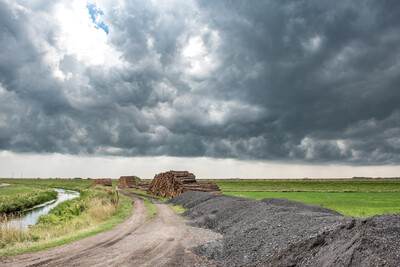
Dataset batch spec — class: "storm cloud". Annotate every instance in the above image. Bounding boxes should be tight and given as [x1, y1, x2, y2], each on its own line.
[1, 0, 400, 165]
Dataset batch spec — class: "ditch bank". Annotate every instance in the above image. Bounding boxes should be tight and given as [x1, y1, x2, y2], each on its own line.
[167, 191, 400, 266]
[8, 188, 80, 230]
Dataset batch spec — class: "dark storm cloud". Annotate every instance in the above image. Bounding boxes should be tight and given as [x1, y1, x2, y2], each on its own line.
[0, 0, 400, 164]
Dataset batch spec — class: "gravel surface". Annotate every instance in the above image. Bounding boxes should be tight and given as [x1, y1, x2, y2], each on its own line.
[167, 191, 399, 266]
[267, 213, 400, 267]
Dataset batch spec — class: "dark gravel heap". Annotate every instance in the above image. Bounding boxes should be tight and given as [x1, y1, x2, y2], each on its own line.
[167, 191, 400, 267]
[267, 213, 400, 267]
[260, 198, 342, 216]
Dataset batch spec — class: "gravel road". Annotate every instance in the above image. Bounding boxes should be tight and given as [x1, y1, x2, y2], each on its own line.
[0, 191, 221, 267]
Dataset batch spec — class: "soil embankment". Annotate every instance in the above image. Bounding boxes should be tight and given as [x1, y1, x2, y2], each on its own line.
[167, 191, 400, 266]
[0, 191, 221, 267]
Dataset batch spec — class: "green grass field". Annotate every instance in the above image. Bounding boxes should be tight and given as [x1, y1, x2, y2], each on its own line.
[223, 191, 400, 218]
[199, 179, 400, 218]
[0, 184, 43, 196]
[201, 179, 400, 193]
[0, 184, 57, 214]
[0, 179, 93, 191]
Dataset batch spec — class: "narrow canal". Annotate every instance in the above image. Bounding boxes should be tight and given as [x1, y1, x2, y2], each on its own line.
[9, 188, 80, 230]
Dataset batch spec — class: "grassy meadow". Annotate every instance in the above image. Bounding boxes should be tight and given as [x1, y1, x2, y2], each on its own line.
[0, 185, 57, 214]
[200, 179, 400, 218]
[0, 178, 132, 258]
[0, 178, 93, 191]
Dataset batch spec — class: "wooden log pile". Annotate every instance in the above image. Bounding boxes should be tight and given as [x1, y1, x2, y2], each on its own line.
[93, 178, 112, 186]
[147, 170, 221, 198]
[116, 176, 137, 188]
[116, 175, 150, 191]
[134, 182, 150, 191]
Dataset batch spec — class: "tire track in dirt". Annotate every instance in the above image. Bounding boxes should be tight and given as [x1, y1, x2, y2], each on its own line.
[0, 191, 221, 267]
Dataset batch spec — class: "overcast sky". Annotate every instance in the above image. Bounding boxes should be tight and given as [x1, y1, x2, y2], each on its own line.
[1, 0, 399, 178]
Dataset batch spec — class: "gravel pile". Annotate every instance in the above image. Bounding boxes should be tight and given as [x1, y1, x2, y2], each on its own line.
[167, 191, 400, 266]
[267, 213, 400, 267]
[260, 198, 342, 216]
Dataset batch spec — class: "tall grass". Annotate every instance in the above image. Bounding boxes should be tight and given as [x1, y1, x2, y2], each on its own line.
[0, 185, 129, 257]
[0, 215, 33, 248]
[0, 186, 57, 214]
[86, 198, 116, 221]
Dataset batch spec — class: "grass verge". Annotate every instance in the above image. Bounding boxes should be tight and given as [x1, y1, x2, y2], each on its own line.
[167, 204, 187, 214]
[127, 189, 186, 215]
[0, 184, 132, 258]
[129, 188, 168, 201]
[224, 191, 400, 218]
[129, 193, 158, 221]
[144, 199, 158, 220]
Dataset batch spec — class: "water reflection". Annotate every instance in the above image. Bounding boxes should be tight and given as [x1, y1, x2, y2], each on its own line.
[9, 188, 80, 230]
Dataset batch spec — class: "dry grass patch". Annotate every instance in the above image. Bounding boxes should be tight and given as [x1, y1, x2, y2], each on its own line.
[86, 198, 117, 222]
[0, 215, 33, 248]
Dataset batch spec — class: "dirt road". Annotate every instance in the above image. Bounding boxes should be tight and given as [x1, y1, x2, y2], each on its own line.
[0, 191, 220, 267]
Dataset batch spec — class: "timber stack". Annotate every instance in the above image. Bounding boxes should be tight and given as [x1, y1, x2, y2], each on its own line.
[116, 176, 137, 188]
[147, 170, 221, 198]
[135, 182, 150, 191]
[93, 178, 112, 186]
[116, 175, 150, 191]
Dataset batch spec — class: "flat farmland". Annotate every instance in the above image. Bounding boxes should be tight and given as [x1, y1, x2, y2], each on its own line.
[199, 179, 400, 218]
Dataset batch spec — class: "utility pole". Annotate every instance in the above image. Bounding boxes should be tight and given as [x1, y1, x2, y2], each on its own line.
[12, 172, 13, 179]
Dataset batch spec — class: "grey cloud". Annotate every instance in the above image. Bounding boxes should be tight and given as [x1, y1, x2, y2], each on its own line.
[0, 0, 400, 165]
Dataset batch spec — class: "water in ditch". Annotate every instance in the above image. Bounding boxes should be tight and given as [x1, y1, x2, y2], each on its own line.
[8, 188, 80, 230]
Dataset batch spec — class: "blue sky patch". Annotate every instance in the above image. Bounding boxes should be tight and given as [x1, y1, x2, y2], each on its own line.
[87, 3, 109, 34]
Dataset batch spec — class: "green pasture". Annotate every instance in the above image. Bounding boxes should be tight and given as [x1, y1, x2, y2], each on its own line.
[201, 179, 400, 193]
[200, 179, 400, 218]
[0, 179, 93, 192]
[0, 184, 42, 196]
[224, 191, 400, 218]
[0, 184, 57, 214]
